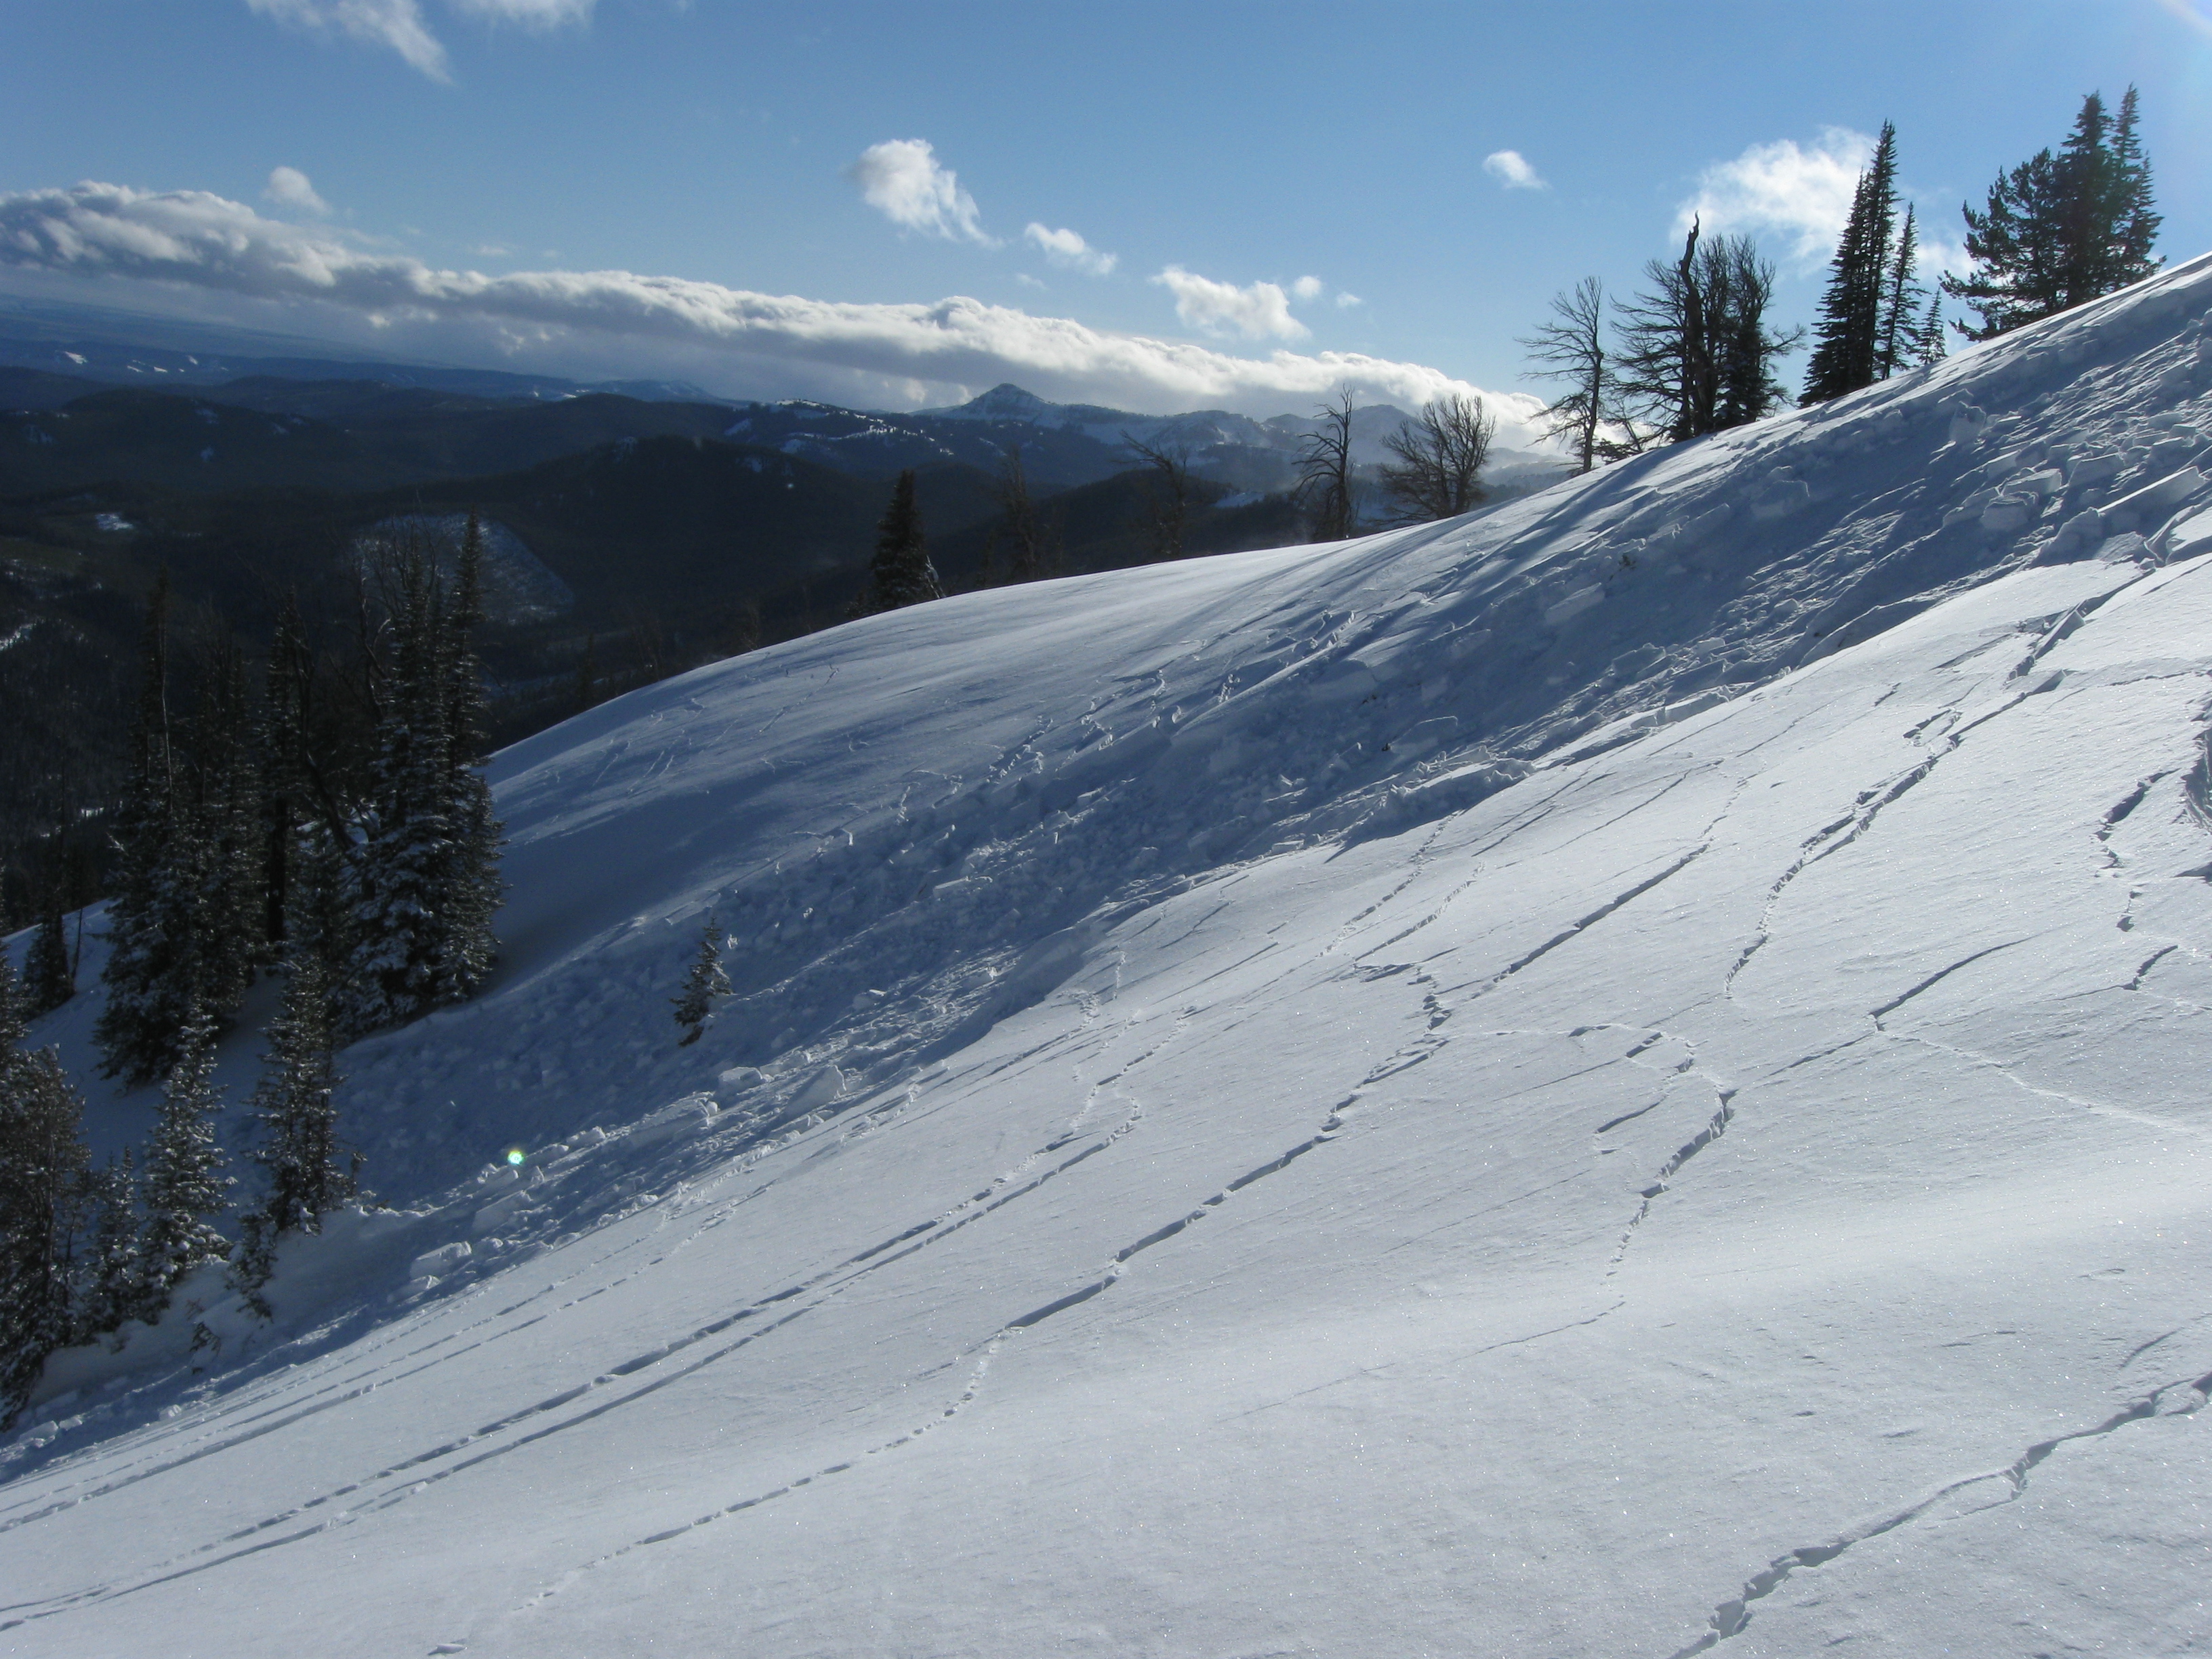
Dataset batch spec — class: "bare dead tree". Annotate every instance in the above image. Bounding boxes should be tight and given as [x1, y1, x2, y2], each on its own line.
[1378, 393, 1494, 523]
[1294, 388, 1357, 541]
[1122, 434, 1193, 561]
[1519, 277, 1617, 474]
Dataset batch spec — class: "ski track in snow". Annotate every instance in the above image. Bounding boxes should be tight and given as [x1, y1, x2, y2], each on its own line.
[0, 1003, 1210, 1629]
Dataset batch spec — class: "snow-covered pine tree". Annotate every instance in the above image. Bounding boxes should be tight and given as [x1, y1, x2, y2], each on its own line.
[234, 923, 356, 1313]
[73, 1149, 147, 1340]
[188, 637, 266, 1019]
[0, 956, 91, 1426]
[862, 471, 943, 613]
[340, 523, 504, 1036]
[260, 594, 319, 951]
[96, 573, 207, 1083]
[432, 512, 502, 1006]
[24, 893, 73, 1016]
[673, 912, 732, 1046]
[138, 1009, 232, 1303]
[1803, 122, 1898, 403]
[346, 545, 453, 1035]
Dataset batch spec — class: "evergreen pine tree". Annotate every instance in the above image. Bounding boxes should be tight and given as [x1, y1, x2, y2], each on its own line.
[1945, 88, 2162, 339]
[2106, 87, 2161, 291]
[97, 573, 207, 1082]
[432, 513, 501, 1007]
[573, 634, 600, 714]
[1876, 203, 1924, 381]
[25, 892, 73, 1017]
[0, 956, 91, 1425]
[862, 472, 943, 613]
[1803, 122, 1898, 403]
[346, 546, 453, 1035]
[1915, 294, 1948, 368]
[260, 594, 320, 952]
[138, 1010, 232, 1302]
[996, 449, 1050, 579]
[234, 924, 355, 1312]
[73, 1149, 146, 1340]
[1712, 238, 1799, 428]
[188, 637, 265, 1019]
[673, 913, 731, 1046]
[337, 523, 503, 1037]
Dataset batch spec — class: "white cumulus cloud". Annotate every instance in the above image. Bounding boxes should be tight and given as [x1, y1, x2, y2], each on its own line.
[0, 180, 1548, 429]
[246, 0, 451, 79]
[1676, 127, 1875, 266]
[1290, 275, 1324, 302]
[264, 166, 331, 215]
[449, 0, 595, 24]
[245, 0, 596, 79]
[1335, 292, 1364, 308]
[848, 140, 991, 245]
[1483, 150, 1546, 190]
[1023, 224, 1115, 276]
[1151, 267, 1308, 342]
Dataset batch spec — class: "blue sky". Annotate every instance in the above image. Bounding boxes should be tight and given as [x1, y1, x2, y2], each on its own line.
[2, 0, 2207, 424]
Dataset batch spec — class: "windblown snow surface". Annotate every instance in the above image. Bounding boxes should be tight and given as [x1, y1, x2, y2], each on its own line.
[12, 258, 2212, 1658]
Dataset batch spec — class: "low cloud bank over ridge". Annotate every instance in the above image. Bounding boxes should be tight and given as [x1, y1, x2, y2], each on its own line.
[0, 180, 1540, 426]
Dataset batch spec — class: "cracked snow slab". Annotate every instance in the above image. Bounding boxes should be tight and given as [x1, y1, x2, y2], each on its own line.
[10, 259, 2212, 1656]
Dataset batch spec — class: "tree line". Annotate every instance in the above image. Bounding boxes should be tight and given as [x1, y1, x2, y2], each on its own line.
[1525, 88, 2161, 472]
[1, 519, 506, 1425]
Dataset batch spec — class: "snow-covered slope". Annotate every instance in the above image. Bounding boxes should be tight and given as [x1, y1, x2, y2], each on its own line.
[8, 257, 2212, 1658]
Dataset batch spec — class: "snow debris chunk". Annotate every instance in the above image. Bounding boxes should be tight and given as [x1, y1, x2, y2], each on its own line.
[2106, 466, 2207, 531]
[407, 1241, 473, 1282]
[1544, 585, 1603, 626]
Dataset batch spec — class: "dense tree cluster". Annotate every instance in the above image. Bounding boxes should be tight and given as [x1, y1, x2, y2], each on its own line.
[1522, 234, 1801, 470]
[0, 520, 506, 1425]
[1944, 87, 2160, 340]
[1521, 91, 2161, 462]
[1, 933, 365, 1425]
[96, 522, 504, 1086]
[1801, 124, 1934, 403]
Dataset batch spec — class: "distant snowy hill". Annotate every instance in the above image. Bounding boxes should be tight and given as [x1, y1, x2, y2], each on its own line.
[7, 255, 2212, 1658]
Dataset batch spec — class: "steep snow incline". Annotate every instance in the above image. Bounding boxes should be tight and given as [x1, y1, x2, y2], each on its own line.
[6, 258, 2212, 1657]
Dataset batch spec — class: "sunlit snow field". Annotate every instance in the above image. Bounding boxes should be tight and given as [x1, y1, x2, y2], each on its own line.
[7, 257, 2212, 1657]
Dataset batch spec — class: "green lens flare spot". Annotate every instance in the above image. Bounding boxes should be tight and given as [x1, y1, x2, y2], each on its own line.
[506, 1148, 526, 1166]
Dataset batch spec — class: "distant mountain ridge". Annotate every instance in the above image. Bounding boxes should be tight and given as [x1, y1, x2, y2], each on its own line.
[0, 298, 1568, 495]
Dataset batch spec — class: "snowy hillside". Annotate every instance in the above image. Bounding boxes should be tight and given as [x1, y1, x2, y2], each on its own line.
[7, 253, 2212, 1657]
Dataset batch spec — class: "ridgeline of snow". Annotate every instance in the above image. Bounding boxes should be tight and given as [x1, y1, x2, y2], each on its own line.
[8, 255, 2212, 1657]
